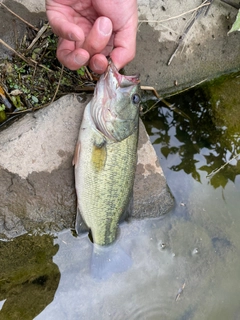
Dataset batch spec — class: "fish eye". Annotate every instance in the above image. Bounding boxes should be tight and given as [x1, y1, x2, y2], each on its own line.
[131, 93, 141, 105]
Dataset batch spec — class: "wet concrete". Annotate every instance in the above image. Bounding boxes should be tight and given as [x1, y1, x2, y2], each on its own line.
[204, 73, 240, 134]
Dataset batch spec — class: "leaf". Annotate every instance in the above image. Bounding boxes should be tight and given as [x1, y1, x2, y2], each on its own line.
[192, 170, 201, 183]
[0, 104, 5, 112]
[198, 165, 211, 174]
[0, 110, 6, 122]
[229, 10, 240, 33]
[161, 146, 171, 158]
[77, 67, 85, 76]
[31, 95, 39, 103]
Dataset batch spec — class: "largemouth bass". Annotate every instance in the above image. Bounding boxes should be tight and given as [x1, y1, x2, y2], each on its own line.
[73, 61, 140, 247]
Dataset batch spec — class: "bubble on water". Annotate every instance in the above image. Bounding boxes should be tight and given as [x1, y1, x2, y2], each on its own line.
[157, 240, 167, 251]
[192, 248, 199, 255]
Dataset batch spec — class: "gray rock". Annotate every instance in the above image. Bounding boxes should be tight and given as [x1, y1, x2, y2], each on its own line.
[0, 94, 173, 239]
[126, 0, 240, 95]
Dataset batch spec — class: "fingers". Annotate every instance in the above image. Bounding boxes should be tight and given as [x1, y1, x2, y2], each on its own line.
[110, 17, 137, 70]
[56, 17, 113, 72]
[46, 7, 87, 43]
[89, 54, 109, 74]
[57, 39, 90, 70]
[110, 46, 136, 71]
[110, 36, 136, 71]
[83, 17, 112, 55]
[47, 13, 90, 69]
[46, 0, 138, 73]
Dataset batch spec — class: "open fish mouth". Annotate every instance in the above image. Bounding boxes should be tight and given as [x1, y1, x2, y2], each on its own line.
[105, 60, 140, 88]
[90, 60, 141, 141]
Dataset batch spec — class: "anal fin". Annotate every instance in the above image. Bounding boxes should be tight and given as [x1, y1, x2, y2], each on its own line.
[75, 207, 89, 235]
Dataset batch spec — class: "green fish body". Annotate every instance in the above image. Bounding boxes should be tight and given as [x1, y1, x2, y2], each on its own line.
[74, 61, 140, 246]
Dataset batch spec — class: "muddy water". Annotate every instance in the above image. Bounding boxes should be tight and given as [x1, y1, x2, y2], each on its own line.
[1, 73, 240, 319]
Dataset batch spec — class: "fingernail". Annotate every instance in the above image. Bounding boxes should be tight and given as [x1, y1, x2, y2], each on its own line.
[74, 54, 88, 66]
[98, 17, 112, 36]
[68, 33, 79, 41]
[92, 60, 105, 74]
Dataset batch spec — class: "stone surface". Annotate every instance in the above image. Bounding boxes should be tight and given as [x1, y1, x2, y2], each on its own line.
[0, 0, 46, 60]
[13, 0, 45, 12]
[0, 94, 173, 239]
[126, 0, 240, 95]
[133, 121, 174, 219]
[204, 75, 240, 133]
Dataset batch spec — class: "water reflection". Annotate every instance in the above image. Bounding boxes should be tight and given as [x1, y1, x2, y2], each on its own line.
[34, 221, 198, 320]
[0, 234, 60, 319]
[2, 74, 240, 319]
[35, 183, 240, 320]
[2, 175, 240, 319]
[143, 77, 240, 189]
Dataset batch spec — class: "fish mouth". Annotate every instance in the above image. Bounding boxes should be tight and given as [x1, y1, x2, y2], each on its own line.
[91, 60, 140, 141]
[106, 60, 140, 87]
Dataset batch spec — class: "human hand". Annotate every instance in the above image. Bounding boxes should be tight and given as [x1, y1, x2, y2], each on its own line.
[45, 0, 138, 74]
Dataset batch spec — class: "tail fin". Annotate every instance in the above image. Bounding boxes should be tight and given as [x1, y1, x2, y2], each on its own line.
[91, 242, 132, 281]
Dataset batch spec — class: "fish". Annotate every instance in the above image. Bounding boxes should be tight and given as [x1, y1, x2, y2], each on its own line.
[73, 60, 141, 278]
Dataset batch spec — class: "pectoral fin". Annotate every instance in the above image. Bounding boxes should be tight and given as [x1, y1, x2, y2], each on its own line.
[93, 131, 106, 148]
[72, 141, 81, 167]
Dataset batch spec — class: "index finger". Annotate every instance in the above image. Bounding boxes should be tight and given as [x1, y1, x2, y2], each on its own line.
[46, 8, 86, 43]
[110, 19, 137, 70]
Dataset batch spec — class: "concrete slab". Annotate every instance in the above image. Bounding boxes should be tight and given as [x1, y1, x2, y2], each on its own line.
[126, 0, 240, 95]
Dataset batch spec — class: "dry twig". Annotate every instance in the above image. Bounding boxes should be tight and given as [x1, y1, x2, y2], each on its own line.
[27, 23, 49, 51]
[51, 64, 64, 103]
[0, 37, 55, 73]
[0, 2, 39, 31]
[206, 153, 240, 178]
[0, 38, 35, 66]
[84, 66, 93, 81]
[168, 0, 214, 65]
[138, 1, 211, 25]
[175, 282, 186, 301]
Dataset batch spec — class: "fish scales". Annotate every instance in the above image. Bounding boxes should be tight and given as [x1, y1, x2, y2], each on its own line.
[75, 103, 138, 245]
[74, 61, 140, 246]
